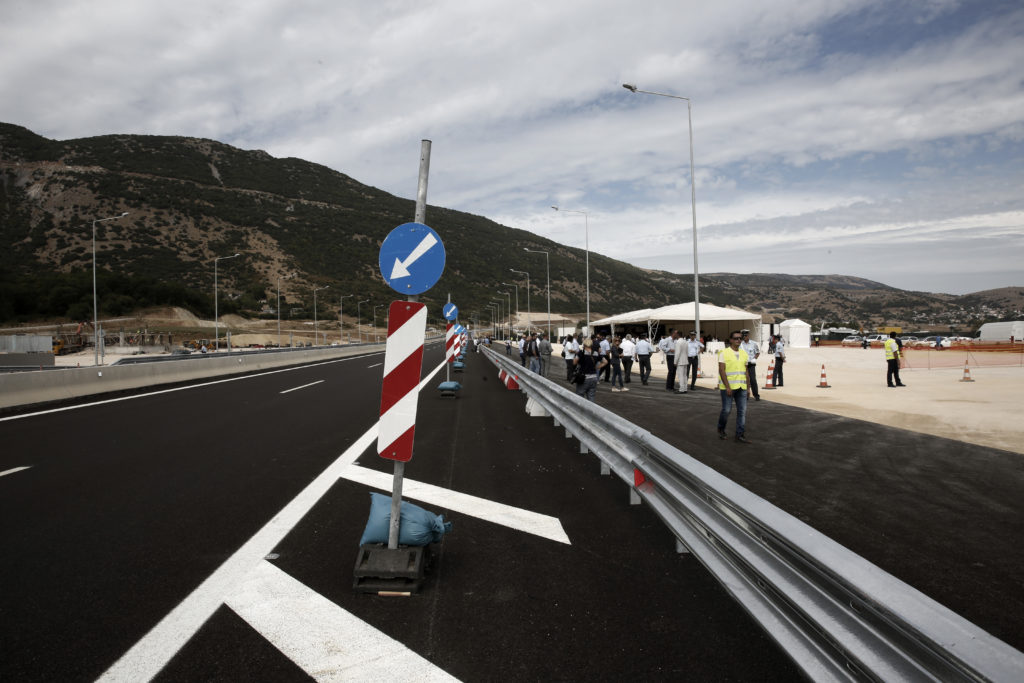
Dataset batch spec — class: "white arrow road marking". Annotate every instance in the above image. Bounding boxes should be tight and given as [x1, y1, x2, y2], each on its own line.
[342, 465, 570, 544]
[390, 232, 438, 280]
[226, 561, 460, 682]
[1, 466, 31, 478]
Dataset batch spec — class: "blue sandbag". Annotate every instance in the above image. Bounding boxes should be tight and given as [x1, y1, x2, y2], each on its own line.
[359, 492, 453, 546]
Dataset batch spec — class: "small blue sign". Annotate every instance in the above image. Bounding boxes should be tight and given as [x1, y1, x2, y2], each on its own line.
[379, 222, 446, 295]
[443, 303, 459, 321]
[455, 325, 466, 335]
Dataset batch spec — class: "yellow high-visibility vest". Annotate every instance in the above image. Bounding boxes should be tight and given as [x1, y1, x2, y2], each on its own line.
[884, 338, 899, 360]
[718, 347, 749, 390]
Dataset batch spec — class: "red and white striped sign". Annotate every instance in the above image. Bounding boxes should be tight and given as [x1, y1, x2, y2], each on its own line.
[378, 301, 427, 462]
[453, 331, 462, 358]
[445, 323, 456, 364]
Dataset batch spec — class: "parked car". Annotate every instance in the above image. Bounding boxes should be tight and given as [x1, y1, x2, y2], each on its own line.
[864, 334, 888, 346]
[841, 335, 863, 346]
[915, 336, 952, 348]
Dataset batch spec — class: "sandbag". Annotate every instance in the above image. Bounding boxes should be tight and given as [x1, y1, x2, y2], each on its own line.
[359, 492, 452, 546]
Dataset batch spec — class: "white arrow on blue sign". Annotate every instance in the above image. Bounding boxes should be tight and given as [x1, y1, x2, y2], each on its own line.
[443, 303, 459, 321]
[379, 222, 446, 295]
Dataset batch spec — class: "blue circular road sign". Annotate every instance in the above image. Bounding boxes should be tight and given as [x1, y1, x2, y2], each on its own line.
[379, 222, 446, 295]
[443, 303, 459, 321]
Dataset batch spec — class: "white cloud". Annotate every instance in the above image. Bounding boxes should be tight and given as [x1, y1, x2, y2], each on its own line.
[1, 0, 1021, 294]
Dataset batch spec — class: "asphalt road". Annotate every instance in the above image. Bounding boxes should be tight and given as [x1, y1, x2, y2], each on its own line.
[0, 345, 798, 681]
[3, 342, 1020, 681]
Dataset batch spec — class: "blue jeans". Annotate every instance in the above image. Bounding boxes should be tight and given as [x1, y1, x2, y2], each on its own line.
[529, 357, 541, 373]
[610, 363, 623, 388]
[576, 375, 598, 401]
[718, 389, 748, 437]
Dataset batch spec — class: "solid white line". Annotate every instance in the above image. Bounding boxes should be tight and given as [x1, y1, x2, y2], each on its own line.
[0, 354, 378, 424]
[341, 465, 571, 545]
[225, 561, 459, 682]
[279, 380, 324, 394]
[97, 359, 448, 682]
[0, 466, 31, 478]
[366, 362, 382, 369]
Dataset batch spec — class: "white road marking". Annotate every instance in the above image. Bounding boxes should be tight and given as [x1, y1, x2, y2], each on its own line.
[367, 362, 383, 368]
[280, 380, 325, 394]
[341, 465, 570, 544]
[98, 359, 449, 682]
[226, 561, 459, 682]
[0, 355, 378, 423]
[0, 466, 31, 478]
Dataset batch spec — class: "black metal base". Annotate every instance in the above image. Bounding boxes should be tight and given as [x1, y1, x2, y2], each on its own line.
[353, 544, 430, 594]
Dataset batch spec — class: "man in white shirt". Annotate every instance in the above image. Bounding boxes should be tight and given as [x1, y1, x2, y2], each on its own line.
[619, 334, 636, 384]
[635, 333, 654, 385]
[740, 329, 761, 400]
[685, 331, 705, 390]
[598, 333, 612, 382]
[772, 334, 785, 387]
[673, 332, 688, 393]
[661, 330, 679, 391]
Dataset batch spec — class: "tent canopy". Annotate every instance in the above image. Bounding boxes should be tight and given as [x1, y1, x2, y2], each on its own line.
[592, 302, 762, 341]
[780, 318, 812, 348]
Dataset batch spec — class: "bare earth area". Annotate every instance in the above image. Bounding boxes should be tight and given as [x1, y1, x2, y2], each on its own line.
[558, 344, 1024, 455]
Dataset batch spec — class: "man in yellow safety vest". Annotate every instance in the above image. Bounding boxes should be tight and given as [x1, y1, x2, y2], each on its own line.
[718, 330, 751, 443]
[885, 332, 906, 388]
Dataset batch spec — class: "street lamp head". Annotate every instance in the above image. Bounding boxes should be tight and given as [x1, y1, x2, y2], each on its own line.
[551, 206, 559, 211]
[120, 211, 129, 217]
[622, 83, 637, 92]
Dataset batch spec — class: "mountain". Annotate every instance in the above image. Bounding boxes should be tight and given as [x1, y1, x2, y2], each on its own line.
[1, 122, 1020, 331]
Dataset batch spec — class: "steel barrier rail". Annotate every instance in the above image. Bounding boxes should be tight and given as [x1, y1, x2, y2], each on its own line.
[481, 346, 1024, 682]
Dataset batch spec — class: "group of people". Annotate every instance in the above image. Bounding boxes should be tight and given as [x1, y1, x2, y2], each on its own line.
[506, 332, 555, 376]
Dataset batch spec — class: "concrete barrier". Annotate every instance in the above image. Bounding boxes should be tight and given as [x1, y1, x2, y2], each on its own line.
[0, 344, 383, 410]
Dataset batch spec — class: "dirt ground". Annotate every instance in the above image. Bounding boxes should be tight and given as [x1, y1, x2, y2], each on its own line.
[554, 343, 1024, 455]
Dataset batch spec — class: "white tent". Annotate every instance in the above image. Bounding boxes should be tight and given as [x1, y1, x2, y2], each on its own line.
[592, 302, 762, 342]
[780, 319, 812, 348]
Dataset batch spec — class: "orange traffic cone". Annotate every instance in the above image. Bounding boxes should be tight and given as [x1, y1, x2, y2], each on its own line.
[763, 359, 776, 389]
[959, 361, 975, 382]
[816, 364, 831, 388]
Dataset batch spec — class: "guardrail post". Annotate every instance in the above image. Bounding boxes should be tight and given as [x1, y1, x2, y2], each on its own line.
[579, 442, 589, 454]
[600, 462, 610, 476]
[675, 538, 690, 555]
[553, 417, 561, 428]
[564, 428, 572, 438]
[630, 489, 641, 505]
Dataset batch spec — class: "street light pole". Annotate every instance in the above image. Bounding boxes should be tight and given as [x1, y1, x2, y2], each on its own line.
[622, 83, 701, 344]
[501, 282, 519, 334]
[497, 290, 511, 338]
[356, 299, 369, 344]
[313, 285, 329, 345]
[510, 269, 530, 334]
[490, 300, 503, 338]
[214, 252, 241, 354]
[374, 304, 386, 343]
[551, 206, 589, 335]
[340, 294, 353, 343]
[523, 248, 550, 339]
[277, 272, 296, 349]
[89, 211, 129, 366]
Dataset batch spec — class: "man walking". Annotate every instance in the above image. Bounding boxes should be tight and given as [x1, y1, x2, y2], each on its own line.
[740, 329, 761, 400]
[717, 330, 751, 443]
[686, 331, 704, 390]
[885, 331, 906, 388]
[620, 334, 636, 383]
[526, 333, 541, 373]
[635, 333, 654, 385]
[661, 330, 678, 391]
[673, 330, 688, 393]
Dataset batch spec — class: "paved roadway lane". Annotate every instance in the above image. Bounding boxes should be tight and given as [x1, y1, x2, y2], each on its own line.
[152, 347, 799, 681]
[0, 349, 394, 682]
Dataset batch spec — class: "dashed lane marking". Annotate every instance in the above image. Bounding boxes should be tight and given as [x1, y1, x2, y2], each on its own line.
[0, 466, 31, 478]
[280, 380, 325, 394]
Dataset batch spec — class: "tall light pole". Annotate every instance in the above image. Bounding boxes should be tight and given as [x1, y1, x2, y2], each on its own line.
[486, 304, 498, 338]
[523, 247, 550, 339]
[501, 282, 519, 334]
[374, 304, 386, 343]
[490, 299, 503, 338]
[497, 290, 511, 338]
[90, 211, 129, 366]
[356, 299, 369, 343]
[622, 83, 701, 344]
[339, 294, 353, 343]
[551, 206, 590, 335]
[510, 268, 530, 334]
[313, 285, 329, 345]
[277, 271, 296, 349]
[214, 252, 241, 354]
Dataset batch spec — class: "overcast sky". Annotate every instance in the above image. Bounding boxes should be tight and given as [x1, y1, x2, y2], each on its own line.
[2, 0, 1021, 295]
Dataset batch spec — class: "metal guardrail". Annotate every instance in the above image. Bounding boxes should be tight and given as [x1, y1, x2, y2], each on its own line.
[481, 345, 1024, 682]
